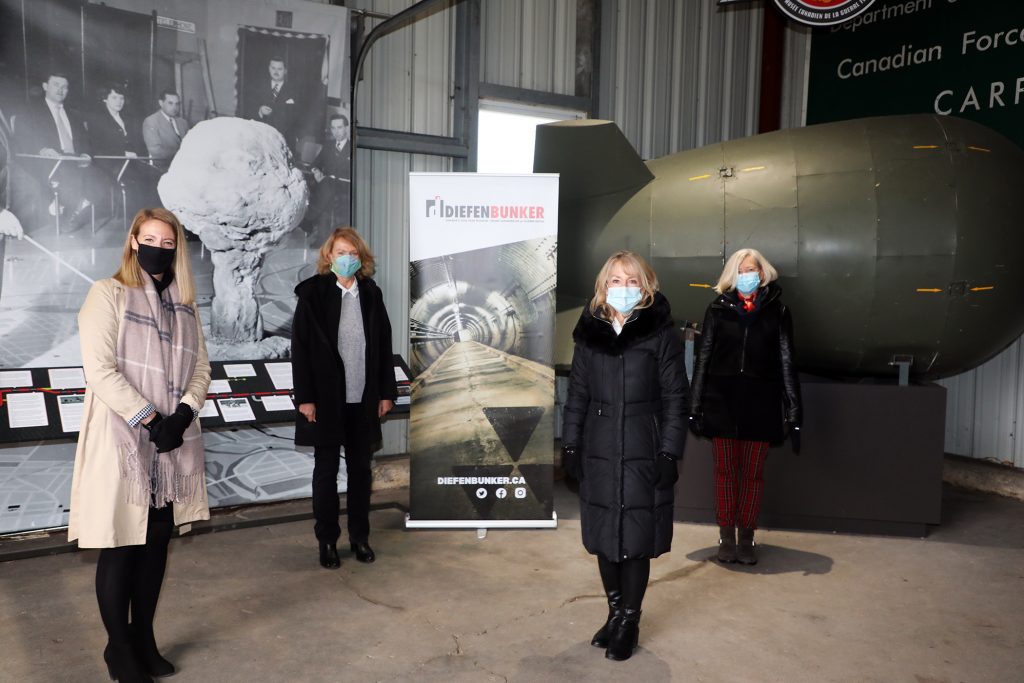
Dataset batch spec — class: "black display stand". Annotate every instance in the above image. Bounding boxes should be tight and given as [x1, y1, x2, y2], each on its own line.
[675, 377, 945, 536]
[0, 355, 412, 444]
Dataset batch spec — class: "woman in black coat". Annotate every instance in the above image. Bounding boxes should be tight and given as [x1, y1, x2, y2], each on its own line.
[688, 248, 801, 566]
[88, 83, 159, 214]
[292, 227, 398, 569]
[562, 250, 688, 662]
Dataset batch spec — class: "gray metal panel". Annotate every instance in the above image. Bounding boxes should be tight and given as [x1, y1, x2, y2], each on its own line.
[350, 0, 455, 137]
[347, 0, 461, 455]
[780, 22, 811, 130]
[480, 0, 576, 95]
[354, 146, 452, 455]
[600, 0, 764, 159]
[938, 338, 1024, 468]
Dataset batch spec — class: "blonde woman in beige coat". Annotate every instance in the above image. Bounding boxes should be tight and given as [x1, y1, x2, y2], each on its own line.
[70, 207, 210, 682]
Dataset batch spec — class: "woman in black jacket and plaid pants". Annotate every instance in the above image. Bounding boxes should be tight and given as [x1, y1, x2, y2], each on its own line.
[688, 248, 801, 566]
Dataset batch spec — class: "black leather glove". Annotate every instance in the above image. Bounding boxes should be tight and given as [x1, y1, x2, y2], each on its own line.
[654, 452, 679, 490]
[149, 403, 193, 453]
[788, 422, 801, 455]
[562, 445, 582, 481]
[688, 413, 704, 438]
[141, 411, 163, 433]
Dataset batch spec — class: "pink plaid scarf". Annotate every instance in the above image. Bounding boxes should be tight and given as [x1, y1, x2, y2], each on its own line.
[110, 277, 205, 508]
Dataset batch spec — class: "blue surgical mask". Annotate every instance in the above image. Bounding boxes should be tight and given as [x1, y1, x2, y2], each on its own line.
[606, 286, 643, 314]
[331, 254, 361, 278]
[736, 271, 760, 295]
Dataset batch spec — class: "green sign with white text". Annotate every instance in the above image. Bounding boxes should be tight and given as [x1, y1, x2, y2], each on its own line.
[807, 0, 1024, 147]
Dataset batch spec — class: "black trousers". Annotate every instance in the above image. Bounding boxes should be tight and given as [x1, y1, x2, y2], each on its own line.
[312, 403, 374, 544]
[95, 504, 174, 644]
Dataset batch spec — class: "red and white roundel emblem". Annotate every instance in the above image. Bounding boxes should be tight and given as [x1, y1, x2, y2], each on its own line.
[773, 0, 876, 26]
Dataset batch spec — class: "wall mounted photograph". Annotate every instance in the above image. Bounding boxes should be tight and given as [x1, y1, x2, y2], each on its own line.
[0, 0, 352, 535]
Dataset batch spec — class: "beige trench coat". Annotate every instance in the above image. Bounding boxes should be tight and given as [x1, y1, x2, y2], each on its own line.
[68, 278, 211, 548]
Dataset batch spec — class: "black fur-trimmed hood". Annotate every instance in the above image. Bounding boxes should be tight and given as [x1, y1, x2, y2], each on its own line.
[572, 291, 674, 355]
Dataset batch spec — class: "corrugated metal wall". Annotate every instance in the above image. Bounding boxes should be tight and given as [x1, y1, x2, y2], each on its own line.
[480, 0, 576, 94]
[598, 0, 764, 159]
[778, 21, 1024, 469]
[779, 22, 810, 130]
[937, 341, 1024, 468]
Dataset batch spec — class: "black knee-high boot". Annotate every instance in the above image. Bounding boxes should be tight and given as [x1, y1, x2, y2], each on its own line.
[130, 505, 175, 678]
[96, 547, 152, 682]
[592, 556, 623, 648]
[606, 558, 649, 661]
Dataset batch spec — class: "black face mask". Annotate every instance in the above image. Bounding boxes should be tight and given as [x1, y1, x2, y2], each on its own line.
[136, 243, 176, 276]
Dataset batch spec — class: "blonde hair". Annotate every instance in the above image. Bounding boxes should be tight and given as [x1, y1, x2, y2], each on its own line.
[589, 250, 659, 319]
[714, 248, 778, 294]
[113, 208, 196, 305]
[316, 226, 376, 278]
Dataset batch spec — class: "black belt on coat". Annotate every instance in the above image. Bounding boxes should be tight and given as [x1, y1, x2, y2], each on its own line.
[590, 400, 662, 417]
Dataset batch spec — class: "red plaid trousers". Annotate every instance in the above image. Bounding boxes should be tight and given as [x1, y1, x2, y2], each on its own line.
[712, 437, 769, 529]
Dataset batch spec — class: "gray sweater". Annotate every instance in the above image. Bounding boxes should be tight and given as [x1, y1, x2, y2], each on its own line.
[337, 282, 366, 403]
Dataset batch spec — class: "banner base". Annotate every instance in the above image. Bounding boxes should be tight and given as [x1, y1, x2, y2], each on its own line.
[405, 512, 558, 530]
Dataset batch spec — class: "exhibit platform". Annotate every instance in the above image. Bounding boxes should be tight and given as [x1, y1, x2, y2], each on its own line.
[677, 377, 946, 536]
[1, 481, 1022, 683]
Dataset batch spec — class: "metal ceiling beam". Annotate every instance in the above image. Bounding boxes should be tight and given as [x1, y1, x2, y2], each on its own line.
[355, 127, 469, 158]
[479, 82, 590, 113]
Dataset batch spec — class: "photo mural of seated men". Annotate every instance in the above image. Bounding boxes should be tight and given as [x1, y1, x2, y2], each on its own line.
[14, 70, 96, 230]
[142, 90, 189, 171]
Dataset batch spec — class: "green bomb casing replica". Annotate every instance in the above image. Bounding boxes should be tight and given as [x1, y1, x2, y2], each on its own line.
[535, 115, 1024, 379]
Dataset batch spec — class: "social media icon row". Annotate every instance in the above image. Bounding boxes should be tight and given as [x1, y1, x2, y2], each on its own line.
[475, 487, 528, 499]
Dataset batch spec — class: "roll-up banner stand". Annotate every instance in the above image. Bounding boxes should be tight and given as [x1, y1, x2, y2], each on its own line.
[406, 173, 559, 529]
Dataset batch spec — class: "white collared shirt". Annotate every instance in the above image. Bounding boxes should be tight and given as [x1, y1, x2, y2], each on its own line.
[336, 279, 359, 298]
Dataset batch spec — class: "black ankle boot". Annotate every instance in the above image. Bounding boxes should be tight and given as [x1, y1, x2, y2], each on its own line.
[103, 641, 153, 682]
[605, 608, 641, 661]
[737, 527, 757, 565]
[130, 624, 175, 677]
[590, 589, 623, 648]
[717, 525, 737, 563]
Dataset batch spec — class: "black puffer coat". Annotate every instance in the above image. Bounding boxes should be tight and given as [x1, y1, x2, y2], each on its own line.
[291, 273, 398, 448]
[688, 282, 801, 443]
[562, 293, 689, 562]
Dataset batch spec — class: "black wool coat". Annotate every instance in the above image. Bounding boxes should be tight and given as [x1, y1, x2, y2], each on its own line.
[291, 273, 398, 448]
[688, 283, 801, 443]
[562, 293, 689, 562]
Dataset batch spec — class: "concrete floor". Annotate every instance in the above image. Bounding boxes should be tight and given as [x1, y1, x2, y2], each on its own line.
[2, 483, 1023, 683]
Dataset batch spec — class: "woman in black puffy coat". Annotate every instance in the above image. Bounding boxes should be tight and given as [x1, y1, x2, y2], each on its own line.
[562, 250, 688, 662]
[688, 248, 801, 566]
